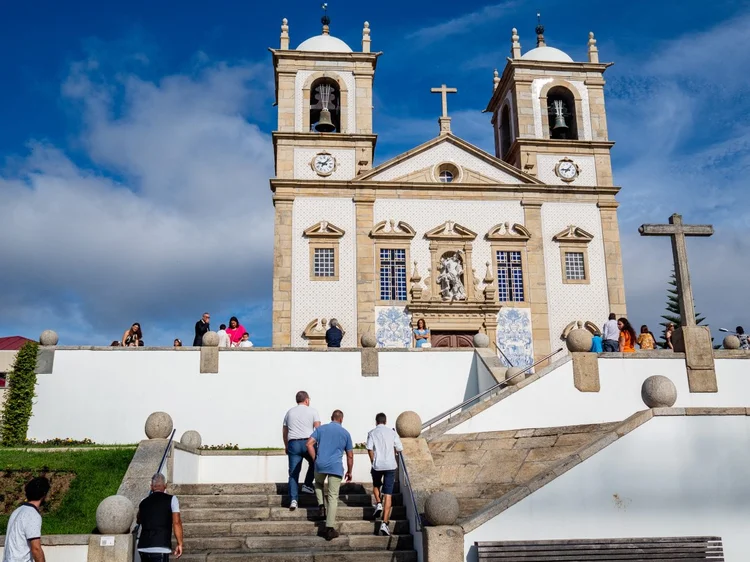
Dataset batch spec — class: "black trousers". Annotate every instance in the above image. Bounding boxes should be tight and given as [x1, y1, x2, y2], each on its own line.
[139, 553, 170, 562]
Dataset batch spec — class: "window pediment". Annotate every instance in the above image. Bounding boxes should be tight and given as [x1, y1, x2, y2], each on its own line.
[486, 222, 531, 241]
[303, 221, 345, 239]
[553, 225, 594, 244]
[425, 221, 477, 241]
[370, 220, 416, 240]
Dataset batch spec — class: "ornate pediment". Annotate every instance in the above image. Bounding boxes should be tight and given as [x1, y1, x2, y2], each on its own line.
[370, 220, 416, 240]
[425, 221, 477, 241]
[486, 222, 531, 241]
[553, 225, 594, 244]
[303, 221, 345, 239]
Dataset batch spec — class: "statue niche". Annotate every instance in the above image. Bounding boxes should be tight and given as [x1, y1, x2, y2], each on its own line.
[437, 250, 467, 302]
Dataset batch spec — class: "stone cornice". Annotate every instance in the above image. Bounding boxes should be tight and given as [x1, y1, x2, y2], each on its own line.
[269, 48, 382, 65]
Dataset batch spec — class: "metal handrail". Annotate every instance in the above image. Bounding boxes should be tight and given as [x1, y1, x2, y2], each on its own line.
[398, 451, 422, 532]
[157, 429, 177, 475]
[421, 348, 564, 429]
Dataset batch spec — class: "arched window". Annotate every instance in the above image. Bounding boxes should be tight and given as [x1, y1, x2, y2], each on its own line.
[310, 78, 341, 133]
[500, 105, 512, 158]
[547, 86, 578, 140]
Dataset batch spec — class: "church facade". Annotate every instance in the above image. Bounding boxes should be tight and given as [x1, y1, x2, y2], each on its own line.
[269, 18, 626, 365]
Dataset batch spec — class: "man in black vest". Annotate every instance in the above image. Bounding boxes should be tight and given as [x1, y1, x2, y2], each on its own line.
[136, 474, 183, 561]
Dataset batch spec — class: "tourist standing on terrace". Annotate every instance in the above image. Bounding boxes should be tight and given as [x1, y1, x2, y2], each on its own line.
[122, 323, 143, 347]
[283, 391, 321, 511]
[226, 316, 246, 347]
[618, 318, 637, 353]
[3, 477, 49, 562]
[306, 410, 354, 541]
[137, 473, 183, 561]
[367, 413, 404, 537]
[193, 313, 210, 346]
[325, 319, 343, 348]
[601, 313, 619, 352]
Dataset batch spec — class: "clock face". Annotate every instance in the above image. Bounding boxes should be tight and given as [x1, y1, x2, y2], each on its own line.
[556, 159, 578, 181]
[313, 153, 336, 176]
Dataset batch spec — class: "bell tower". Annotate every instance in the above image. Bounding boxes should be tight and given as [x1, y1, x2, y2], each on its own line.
[486, 21, 614, 188]
[269, 15, 380, 181]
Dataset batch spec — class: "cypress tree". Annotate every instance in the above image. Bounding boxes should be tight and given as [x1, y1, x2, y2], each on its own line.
[659, 269, 707, 345]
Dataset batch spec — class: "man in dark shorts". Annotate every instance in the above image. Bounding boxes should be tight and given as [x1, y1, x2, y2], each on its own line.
[366, 412, 404, 536]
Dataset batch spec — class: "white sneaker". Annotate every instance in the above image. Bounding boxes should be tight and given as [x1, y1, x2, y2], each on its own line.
[301, 485, 315, 494]
[290, 500, 298, 511]
[379, 522, 391, 536]
[373, 503, 383, 519]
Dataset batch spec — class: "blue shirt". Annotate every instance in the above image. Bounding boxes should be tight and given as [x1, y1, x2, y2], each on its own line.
[326, 327, 343, 348]
[590, 335, 603, 353]
[310, 422, 353, 477]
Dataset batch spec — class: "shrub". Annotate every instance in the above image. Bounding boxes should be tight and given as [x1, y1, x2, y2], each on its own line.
[1, 342, 39, 446]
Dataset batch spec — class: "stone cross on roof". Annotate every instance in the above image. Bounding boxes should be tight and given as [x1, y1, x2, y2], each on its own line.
[431, 84, 457, 135]
[639, 213, 713, 327]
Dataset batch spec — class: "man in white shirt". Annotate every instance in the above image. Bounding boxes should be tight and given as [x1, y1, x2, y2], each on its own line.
[602, 313, 620, 352]
[3, 476, 49, 562]
[216, 324, 230, 348]
[283, 391, 321, 510]
[366, 413, 404, 536]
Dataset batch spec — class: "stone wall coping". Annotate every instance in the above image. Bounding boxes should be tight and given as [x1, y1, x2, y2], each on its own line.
[598, 351, 686, 359]
[0, 534, 91, 546]
[714, 350, 750, 359]
[47, 346, 469, 352]
[173, 442, 371, 456]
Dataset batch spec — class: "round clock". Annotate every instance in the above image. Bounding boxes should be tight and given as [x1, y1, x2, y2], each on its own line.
[311, 153, 336, 176]
[555, 158, 580, 182]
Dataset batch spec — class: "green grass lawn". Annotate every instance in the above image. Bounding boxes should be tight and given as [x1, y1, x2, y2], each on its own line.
[0, 447, 135, 534]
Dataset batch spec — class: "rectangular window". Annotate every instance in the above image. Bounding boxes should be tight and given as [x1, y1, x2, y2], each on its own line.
[496, 250, 524, 302]
[565, 251, 586, 280]
[313, 247, 336, 278]
[379, 248, 407, 301]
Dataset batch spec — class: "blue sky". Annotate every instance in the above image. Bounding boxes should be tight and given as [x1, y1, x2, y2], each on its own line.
[1, 0, 748, 346]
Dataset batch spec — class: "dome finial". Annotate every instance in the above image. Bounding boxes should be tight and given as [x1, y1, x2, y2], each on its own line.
[321, 3, 331, 35]
[535, 12, 546, 47]
[362, 21, 371, 53]
[588, 31, 599, 63]
[280, 18, 290, 50]
[511, 27, 521, 58]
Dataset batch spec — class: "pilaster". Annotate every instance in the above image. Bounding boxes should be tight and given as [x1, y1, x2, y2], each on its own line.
[272, 194, 295, 347]
[597, 200, 627, 317]
[522, 200, 551, 362]
[354, 193, 376, 343]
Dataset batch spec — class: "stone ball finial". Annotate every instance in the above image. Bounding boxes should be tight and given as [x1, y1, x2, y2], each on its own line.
[425, 491, 460, 526]
[202, 331, 219, 347]
[395, 411, 422, 438]
[505, 366, 526, 386]
[361, 333, 377, 348]
[566, 327, 593, 353]
[145, 411, 173, 439]
[641, 375, 677, 408]
[473, 333, 490, 348]
[180, 430, 202, 449]
[96, 495, 135, 534]
[723, 335, 740, 350]
[39, 330, 59, 346]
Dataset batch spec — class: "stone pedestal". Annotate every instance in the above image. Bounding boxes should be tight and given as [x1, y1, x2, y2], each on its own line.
[87, 535, 133, 562]
[200, 347, 219, 374]
[361, 348, 378, 377]
[423, 525, 464, 562]
[572, 352, 600, 392]
[673, 326, 717, 392]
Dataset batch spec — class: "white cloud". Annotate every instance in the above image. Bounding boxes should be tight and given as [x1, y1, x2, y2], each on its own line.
[0, 57, 276, 345]
[407, 1, 519, 45]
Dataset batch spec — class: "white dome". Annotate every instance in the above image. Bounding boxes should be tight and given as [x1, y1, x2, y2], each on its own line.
[521, 46, 573, 63]
[297, 34, 352, 53]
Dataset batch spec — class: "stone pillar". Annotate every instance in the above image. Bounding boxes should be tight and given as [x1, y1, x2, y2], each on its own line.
[673, 326, 718, 393]
[522, 201, 551, 362]
[354, 71, 374, 135]
[598, 201, 627, 318]
[273, 195, 295, 347]
[354, 193, 376, 345]
[87, 535, 133, 562]
[276, 72, 296, 133]
[424, 526, 465, 562]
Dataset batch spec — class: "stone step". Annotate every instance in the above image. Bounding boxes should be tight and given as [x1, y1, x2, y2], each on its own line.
[179, 550, 417, 562]
[182, 534, 413, 552]
[183, 520, 410, 537]
[172, 482, 399, 496]
[180, 494, 403, 509]
[181, 506, 407, 523]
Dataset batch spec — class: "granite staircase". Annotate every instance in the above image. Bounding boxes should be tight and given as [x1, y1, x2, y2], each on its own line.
[171, 481, 417, 562]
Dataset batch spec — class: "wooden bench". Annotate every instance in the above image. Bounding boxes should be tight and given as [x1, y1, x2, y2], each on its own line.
[475, 536, 724, 560]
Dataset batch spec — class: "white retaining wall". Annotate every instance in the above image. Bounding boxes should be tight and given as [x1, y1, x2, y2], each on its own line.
[28, 349, 481, 447]
[449, 357, 750, 434]
[0, 544, 88, 562]
[465, 415, 750, 561]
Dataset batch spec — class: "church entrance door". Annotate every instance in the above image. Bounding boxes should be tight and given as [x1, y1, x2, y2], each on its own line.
[431, 331, 475, 348]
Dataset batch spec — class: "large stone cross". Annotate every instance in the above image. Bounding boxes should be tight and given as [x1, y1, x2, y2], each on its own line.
[638, 214, 713, 327]
[431, 84, 457, 118]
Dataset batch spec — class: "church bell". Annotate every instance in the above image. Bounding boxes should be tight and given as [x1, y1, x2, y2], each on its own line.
[552, 113, 568, 131]
[315, 108, 336, 133]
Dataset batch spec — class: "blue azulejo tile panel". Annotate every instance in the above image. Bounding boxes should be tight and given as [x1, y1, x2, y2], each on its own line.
[496, 307, 534, 368]
[375, 306, 412, 348]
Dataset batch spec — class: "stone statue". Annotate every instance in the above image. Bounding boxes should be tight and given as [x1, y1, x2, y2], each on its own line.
[437, 250, 467, 301]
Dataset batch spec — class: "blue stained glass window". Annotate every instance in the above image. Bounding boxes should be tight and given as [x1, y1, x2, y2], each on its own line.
[496, 250, 524, 302]
[380, 248, 407, 301]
